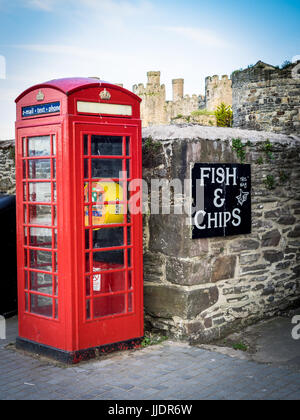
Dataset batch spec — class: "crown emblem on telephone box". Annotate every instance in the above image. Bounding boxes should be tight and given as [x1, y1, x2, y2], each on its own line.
[36, 90, 45, 101]
[100, 88, 111, 100]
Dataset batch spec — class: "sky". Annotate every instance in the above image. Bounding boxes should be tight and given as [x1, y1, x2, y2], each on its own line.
[0, 0, 299, 139]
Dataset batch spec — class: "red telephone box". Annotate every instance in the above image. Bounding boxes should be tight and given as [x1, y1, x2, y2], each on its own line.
[15, 78, 144, 363]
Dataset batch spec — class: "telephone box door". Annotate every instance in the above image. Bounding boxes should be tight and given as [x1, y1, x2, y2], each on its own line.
[75, 123, 143, 349]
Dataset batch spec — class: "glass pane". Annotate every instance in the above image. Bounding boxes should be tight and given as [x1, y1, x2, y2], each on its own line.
[92, 227, 124, 249]
[24, 250, 28, 267]
[54, 299, 58, 319]
[84, 159, 89, 178]
[28, 136, 51, 157]
[29, 227, 52, 248]
[29, 271, 52, 294]
[23, 161, 27, 178]
[92, 271, 126, 294]
[30, 295, 52, 317]
[84, 135, 88, 155]
[126, 137, 130, 156]
[23, 183, 27, 201]
[93, 250, 124, 270]
[85, 229, 90, 249]
[92, 159, 122, 179]
[93, 294, 126, 318]
[53, 183, 56, 202]
[52, 160, 56, 179]
[128, 271, 133, 290]
[52, 135, 56, 156]
[85, 253, 90, 273]
[53, 252, 57, 272]
[28, 160, 51, 179]
[29, 182, 51, 202]
[28, 205, 52, 226]
[54, 229, 57, 248]
[128, 249, 132, 268]
[128, 293, 133, 312]
[25, 293, 29, 311]
[23, 138, 27, 157]
[24, 205, 27, 223]
[30, 250, 52, 271]
[86, 300, 91, 320]
[127, 227, 131, 245]
[84, 206, 90, 226]
[126, 159, 131, 178]
[84, 183, 89, 202]
[54, 276, 58, 296]
[86, 276, 91, 296]
[25, 271, 28, 289]
[91, 135, 123, 156]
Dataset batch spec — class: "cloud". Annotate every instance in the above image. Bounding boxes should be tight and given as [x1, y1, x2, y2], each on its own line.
[12, 44, 96, 57]
[24, 0, 56, 11]
[23, 0, 152, 15]
[163, 26, 230, 48]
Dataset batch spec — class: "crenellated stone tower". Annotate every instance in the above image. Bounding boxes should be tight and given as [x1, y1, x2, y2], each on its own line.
[205, 75, 232, 111]
[133, 71, 167, 127]
[133, 71, 205, 127]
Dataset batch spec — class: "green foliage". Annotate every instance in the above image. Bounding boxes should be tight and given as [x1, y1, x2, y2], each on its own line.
[281, 60, 292, 69]
[144, 137, 161, 153]
[231, 68, 243, 77]
[256, 156, 264, 165]
[279, 171, 289, 184]
[232, 342, 248, 352]
[214, 103, 233, 127]
[191, 109, 215, 117]
[141, 332, 168, 348]
[261, 139, 274, 161]
[264, 175, 276, 190]
[231, 138, 251, 163]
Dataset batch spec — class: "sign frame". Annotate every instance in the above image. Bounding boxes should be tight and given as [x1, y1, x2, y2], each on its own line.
[191, 163, 251, 239]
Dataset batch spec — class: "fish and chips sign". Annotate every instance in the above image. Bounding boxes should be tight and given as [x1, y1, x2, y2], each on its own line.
[191, 163, 251, 239]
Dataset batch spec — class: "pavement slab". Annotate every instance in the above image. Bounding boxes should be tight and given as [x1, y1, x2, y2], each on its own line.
[0, 316, 299, 400]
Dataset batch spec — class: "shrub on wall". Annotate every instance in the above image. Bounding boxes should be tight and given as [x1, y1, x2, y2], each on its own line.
[215, 103, 233, 127]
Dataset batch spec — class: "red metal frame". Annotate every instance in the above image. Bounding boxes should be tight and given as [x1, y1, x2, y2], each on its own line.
[15, 78, 143, 355]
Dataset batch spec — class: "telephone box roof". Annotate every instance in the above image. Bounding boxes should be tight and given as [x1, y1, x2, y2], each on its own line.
[15, 77, 141, 103]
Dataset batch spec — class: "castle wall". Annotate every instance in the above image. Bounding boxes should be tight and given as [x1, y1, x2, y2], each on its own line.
[232, 62, 300, 135]
[133, 71, 167, 127]
[205, 75, 232, 111]
[133, 71, 204, 127]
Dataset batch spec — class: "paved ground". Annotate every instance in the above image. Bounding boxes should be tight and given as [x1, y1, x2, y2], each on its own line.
[0, 316, 300, 400]
[200, 311, 300, 372]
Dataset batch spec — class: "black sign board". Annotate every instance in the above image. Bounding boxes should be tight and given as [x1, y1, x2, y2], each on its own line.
[191, 163, 251, 239]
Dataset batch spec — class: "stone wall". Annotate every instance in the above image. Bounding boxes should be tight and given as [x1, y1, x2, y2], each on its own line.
[142, 125, 300, 343]
[0, 140, 16, 194]
[205, 75, 232, 111]
[232, 61, 300, 135]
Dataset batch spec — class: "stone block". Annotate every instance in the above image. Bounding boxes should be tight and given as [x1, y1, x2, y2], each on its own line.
[263, 250, 284, 263]
[230, 239, 260, 252]
[166, 257, 211, 286]
[143, 252, 165, 283]
[261, 230, 281, 247]
[211, 255, 237, 282]
[144, 285, 219, 320]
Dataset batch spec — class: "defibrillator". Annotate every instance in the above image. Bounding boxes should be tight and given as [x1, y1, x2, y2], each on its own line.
[85, 181, 124, 226]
